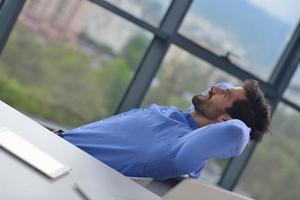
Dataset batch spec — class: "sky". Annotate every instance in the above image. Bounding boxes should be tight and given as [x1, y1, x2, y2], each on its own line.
[248, 0, 300, 25]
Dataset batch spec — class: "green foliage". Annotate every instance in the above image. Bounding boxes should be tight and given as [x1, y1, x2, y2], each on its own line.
[0, 25, 148, 127]
[0, 68, 47, 115]
[121, 34, 149, 71]
[96, 58, 131, 116]
[0, 26, 103, 125]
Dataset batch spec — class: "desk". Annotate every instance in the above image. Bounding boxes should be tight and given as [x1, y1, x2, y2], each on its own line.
[0, 100, 160, 200]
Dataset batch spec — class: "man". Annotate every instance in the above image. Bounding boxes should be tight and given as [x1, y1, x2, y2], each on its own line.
[61, 79, 271, 180]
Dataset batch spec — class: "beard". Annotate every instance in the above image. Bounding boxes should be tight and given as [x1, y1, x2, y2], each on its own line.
[192, 94, 225, 120]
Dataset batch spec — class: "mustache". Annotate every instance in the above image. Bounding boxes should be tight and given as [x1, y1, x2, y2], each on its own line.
[192, 89, 213, 102]
[192, 92, 211, 105]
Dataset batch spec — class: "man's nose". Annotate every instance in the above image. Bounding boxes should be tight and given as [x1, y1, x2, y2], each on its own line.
[211, 86, 225, 95]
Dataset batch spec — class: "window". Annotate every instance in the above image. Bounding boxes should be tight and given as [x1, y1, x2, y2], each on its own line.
[0, 0, 152, 127]
[180, 0, 300, 80]
[284, 63, 300, 105]
[235, 103, 300, 199]
[103, 0, 172, 27]
[142, 45, 242, 184]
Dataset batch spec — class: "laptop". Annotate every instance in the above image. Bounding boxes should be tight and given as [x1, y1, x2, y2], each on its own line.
[162, 179, 253, 200]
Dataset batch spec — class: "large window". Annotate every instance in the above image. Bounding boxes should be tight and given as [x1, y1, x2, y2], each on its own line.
[0, 0, 152, 127]
[180, 0, 300, 80]
[142, 45, 242, 183]
[234, 103, 300, 199]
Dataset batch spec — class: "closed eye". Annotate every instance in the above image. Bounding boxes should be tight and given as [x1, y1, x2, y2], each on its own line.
[226, 89, 231, 99]
[225, 89, 229, 98]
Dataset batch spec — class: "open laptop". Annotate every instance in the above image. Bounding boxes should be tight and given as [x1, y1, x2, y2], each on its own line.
[162, 179, 253, 200]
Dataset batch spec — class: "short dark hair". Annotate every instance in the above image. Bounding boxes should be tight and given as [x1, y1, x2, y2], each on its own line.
[225, 80, 271, 143]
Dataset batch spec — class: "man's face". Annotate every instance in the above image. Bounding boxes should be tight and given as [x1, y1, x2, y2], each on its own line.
[192, 85, 247, 120]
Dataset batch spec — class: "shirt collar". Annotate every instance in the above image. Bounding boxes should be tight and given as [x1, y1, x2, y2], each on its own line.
[183, 112, 200, 130]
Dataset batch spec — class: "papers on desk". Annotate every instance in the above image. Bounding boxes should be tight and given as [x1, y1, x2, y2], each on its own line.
[0, 128, 71, 179]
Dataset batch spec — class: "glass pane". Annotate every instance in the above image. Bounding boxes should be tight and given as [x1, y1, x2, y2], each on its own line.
[142, 45, 242, 184]
[180, 0, 300, 80]
[235, 103, 300, 199]
[104, 0, 172, 27]
[0, 0, 152, 127]
[284, 63, 300, 105]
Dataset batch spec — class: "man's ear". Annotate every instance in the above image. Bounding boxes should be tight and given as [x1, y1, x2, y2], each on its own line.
[217, 113, 232, 122]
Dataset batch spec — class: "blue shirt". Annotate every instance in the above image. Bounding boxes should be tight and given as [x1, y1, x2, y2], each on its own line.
[63, 83, 250, 180]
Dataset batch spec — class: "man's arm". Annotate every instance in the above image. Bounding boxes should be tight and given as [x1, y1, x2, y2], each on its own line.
[174, 119, 250, 176]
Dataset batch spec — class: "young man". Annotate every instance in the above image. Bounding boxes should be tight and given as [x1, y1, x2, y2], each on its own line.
[61, 79, 271, 180]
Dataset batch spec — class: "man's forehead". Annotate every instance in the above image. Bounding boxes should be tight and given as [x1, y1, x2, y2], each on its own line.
[230, 87, 247, 101]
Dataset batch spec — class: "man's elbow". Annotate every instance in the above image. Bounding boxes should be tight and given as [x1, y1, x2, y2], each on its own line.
[173, 154, 199, 177]
[224, 120, 250, 157]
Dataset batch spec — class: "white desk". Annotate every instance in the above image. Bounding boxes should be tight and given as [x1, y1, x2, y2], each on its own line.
[0, 100, 160, 200]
